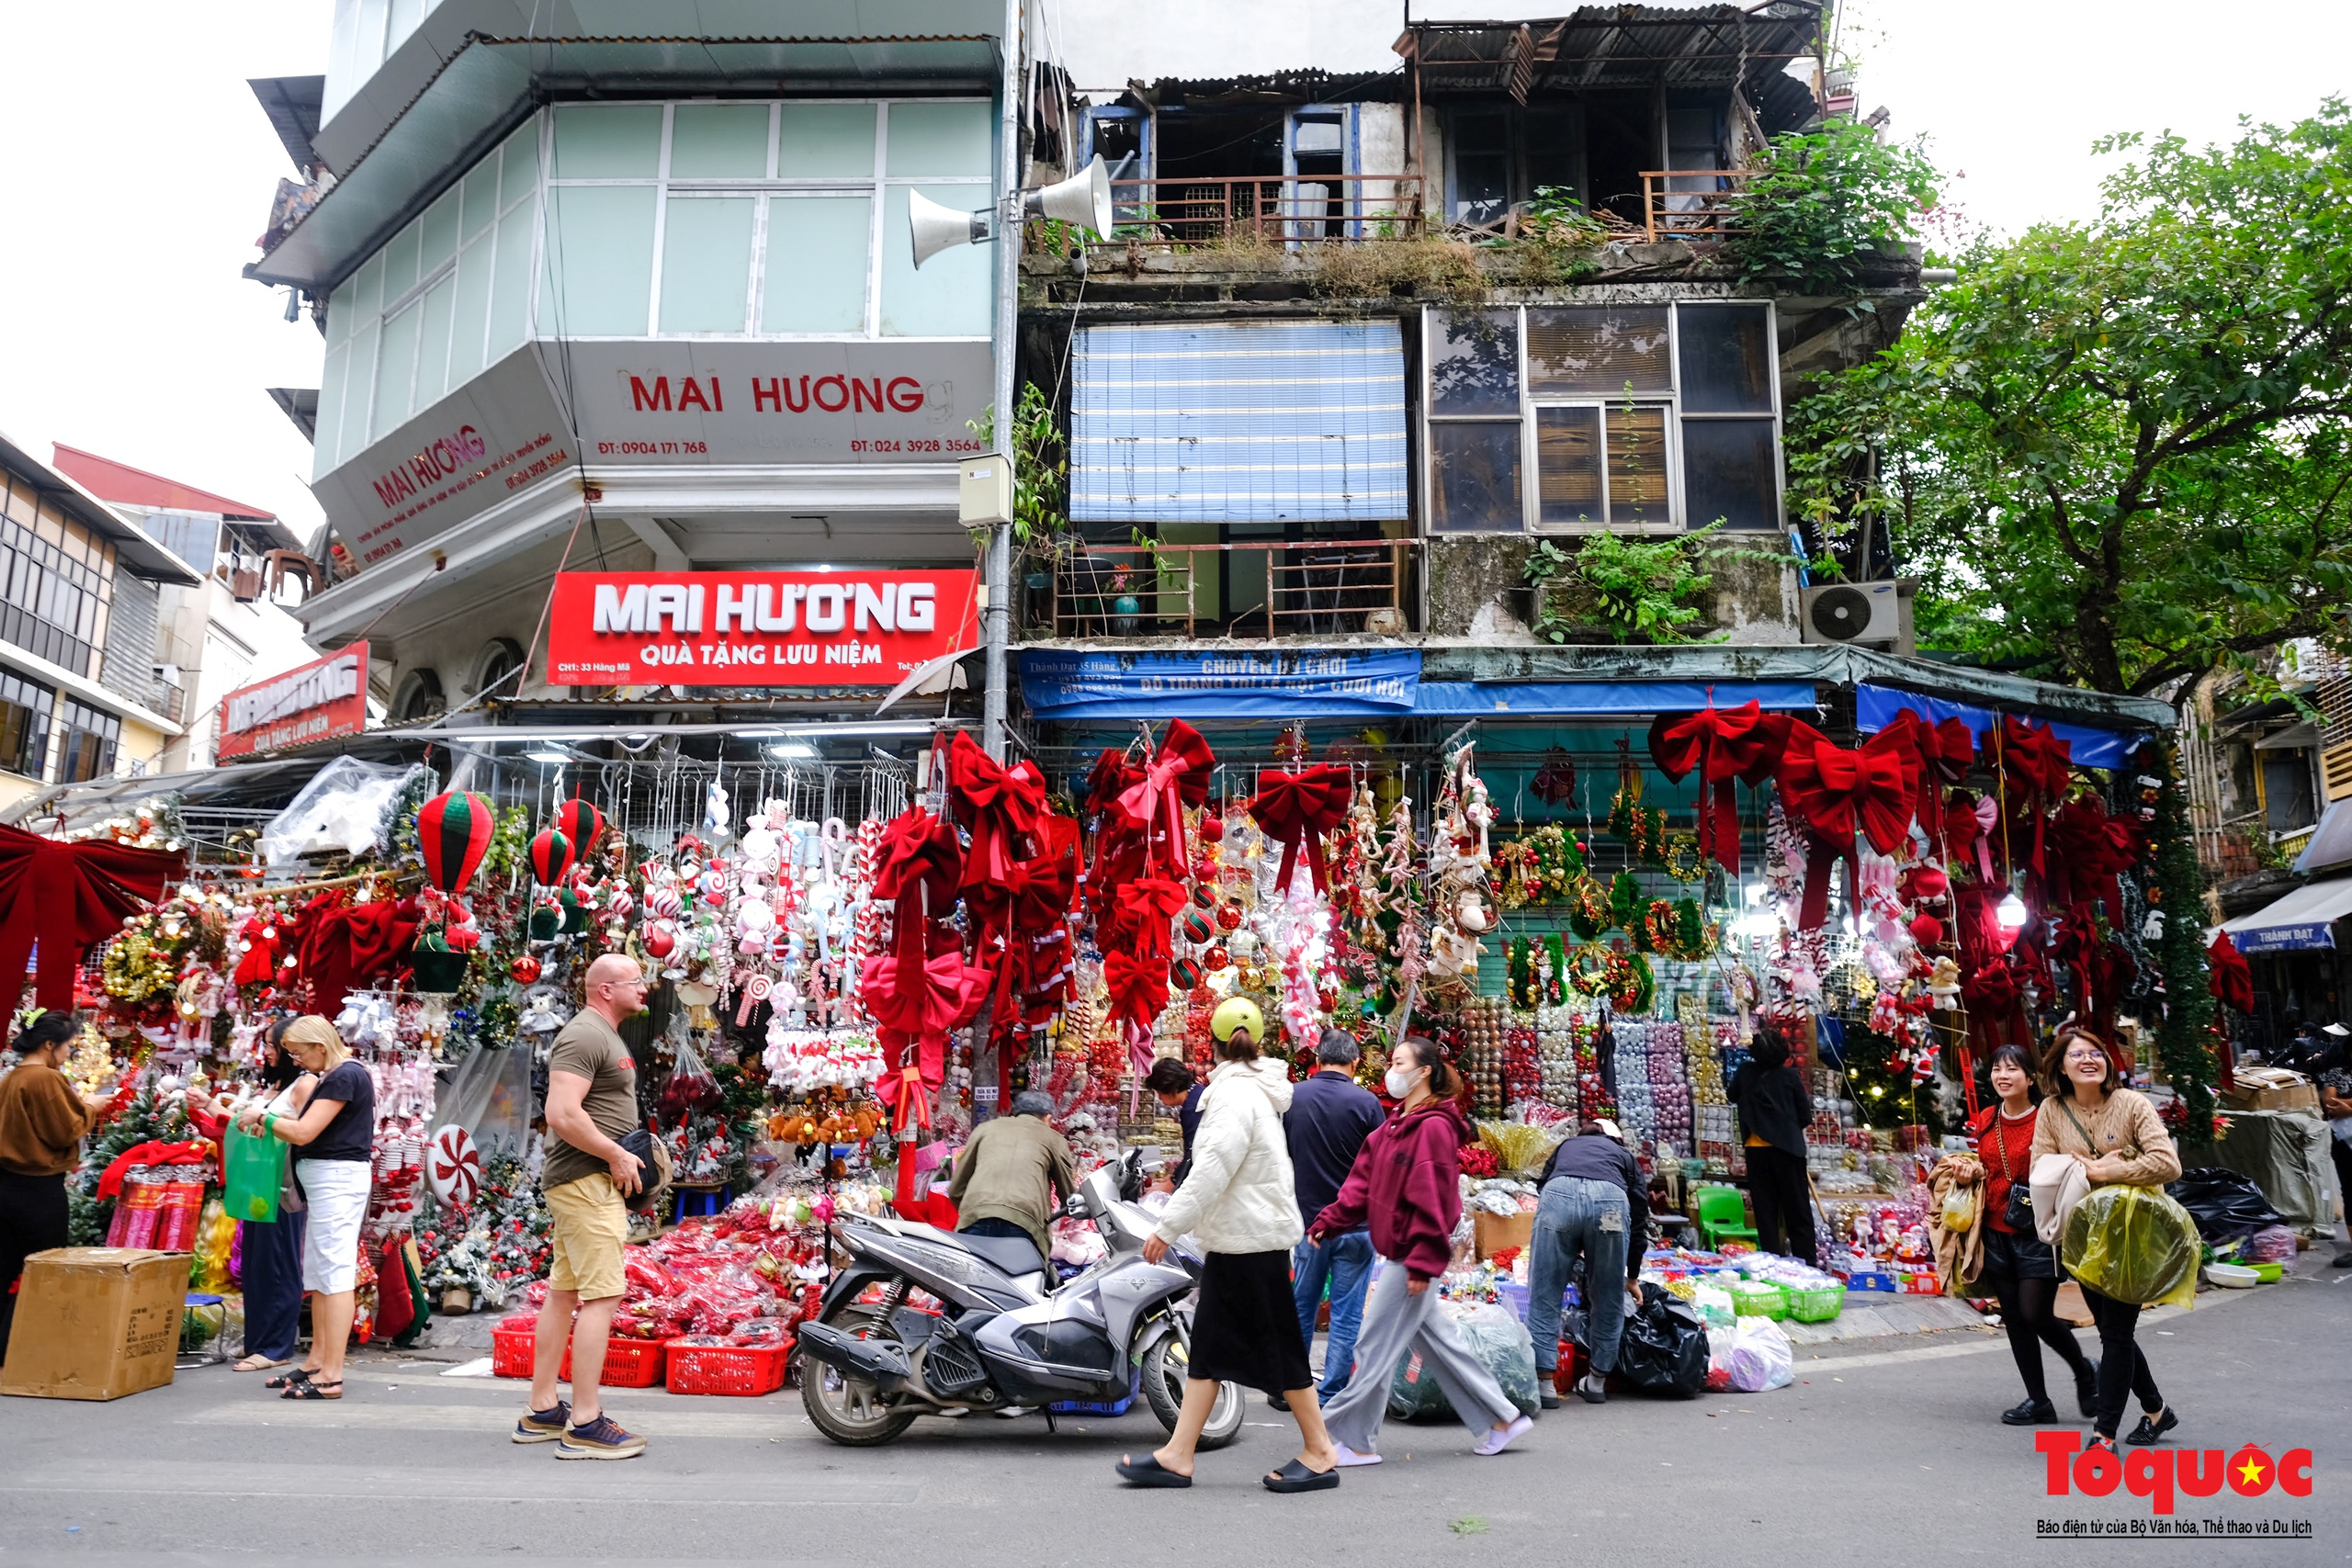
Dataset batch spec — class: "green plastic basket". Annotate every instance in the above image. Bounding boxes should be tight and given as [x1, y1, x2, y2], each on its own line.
[1730, 1280, 1788, 1319]
[1785, 1282, 1846, 1322]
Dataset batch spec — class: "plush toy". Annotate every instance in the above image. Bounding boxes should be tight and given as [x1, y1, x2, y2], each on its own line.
[1926, 956, 1962, 1008]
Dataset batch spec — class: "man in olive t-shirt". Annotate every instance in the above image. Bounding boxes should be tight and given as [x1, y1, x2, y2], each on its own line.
[524, 953, 650, 1460]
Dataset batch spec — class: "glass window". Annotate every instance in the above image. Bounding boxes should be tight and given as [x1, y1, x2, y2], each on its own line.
[886, 101, 991, 177]
[1605, 405, 1670, 525]
[315, 344, 349, 474]
[542, 186, 656, 336]
[551, 103, 662, 178]
[1430, 423, 1521, 532]
[500, 120, 541, 209]
[1528, 307, 1672, 396]
[56, 698, 118, 784]
[350, 252, 384, 321]
[671, 104, 771, 177]
[379, 219, 420, 304]
[879, 184, 989, 336]
[659, 197, 756, 333]
[488, 197, 536, 355]
[371, 301, 421, 441]
[0, 519, 108, 676]
[763, 195, 871, 333]
[326, 276, 356, 346]
[342, 322, 378, 460]
[448, 239, 492, 386]
[1678, 304, 1774, 413]
[459, 164, 498, 239]
[1430, 310, 1520, 416]
[0, 671, 52, 779]
[1536, 407, 1603, 525]
[413, 272, 456, 409]
[420, 187, 460, 272]
[1449, 108, 1510, 225]
[1681, 418, 1779, 529]
[777, 102, 878, 176]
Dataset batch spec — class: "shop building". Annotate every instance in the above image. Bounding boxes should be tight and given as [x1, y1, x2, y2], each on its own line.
[0, 434, 198, 809]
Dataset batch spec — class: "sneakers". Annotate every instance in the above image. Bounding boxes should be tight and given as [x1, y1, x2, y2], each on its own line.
[554, 1413, 647, 1460]
[1474, 1415, 1534, 1456]
[2001, 1398, 2058, 1427]
[513, 1401, 571, 1443]
[2125, 1407, 2178, 1447]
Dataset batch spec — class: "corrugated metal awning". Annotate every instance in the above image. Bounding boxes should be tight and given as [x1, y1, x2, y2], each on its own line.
[1070, 321, 1408, 525]
[2222, 876, 2352, 953]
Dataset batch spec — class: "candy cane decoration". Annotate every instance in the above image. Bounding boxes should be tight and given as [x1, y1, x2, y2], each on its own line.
[735, 973, 775, 1027]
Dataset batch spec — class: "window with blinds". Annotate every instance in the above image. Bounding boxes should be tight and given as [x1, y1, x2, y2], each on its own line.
[1071, 321, 1408, 525]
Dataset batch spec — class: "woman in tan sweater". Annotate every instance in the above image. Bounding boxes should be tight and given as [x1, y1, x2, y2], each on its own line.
[0, 1012, 110, 1359]
[2030, 1026, 2183, 1455]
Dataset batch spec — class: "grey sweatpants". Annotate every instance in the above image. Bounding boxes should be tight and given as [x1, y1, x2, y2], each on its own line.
[1318, 1257, 1516, 1453]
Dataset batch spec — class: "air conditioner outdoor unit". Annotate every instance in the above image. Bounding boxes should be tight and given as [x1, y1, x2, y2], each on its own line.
[1799, 579, 1915, 652]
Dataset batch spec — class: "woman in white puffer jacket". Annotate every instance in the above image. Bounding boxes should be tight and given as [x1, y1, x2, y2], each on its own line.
[1116, 1004, 1341, 1495]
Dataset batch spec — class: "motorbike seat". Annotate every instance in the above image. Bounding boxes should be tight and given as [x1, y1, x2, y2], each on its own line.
[950, 1228, 1049, 1280]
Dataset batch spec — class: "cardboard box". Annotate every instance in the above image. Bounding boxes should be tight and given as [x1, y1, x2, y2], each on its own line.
[1, 1248, 187, 1401]
[2220, 1067, 2321, 1116]
[1473, 1210, 1534, 1259]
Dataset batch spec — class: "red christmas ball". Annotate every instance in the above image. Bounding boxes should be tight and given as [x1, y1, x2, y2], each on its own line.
[509, 954, 542, 985]
[1196, 815, 1225, 844]
[1216, 901, 1244, 932]
[1203, 945, 1230, 972]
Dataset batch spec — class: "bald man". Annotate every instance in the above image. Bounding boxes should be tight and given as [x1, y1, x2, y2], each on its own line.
[522, 953, 652, 1459]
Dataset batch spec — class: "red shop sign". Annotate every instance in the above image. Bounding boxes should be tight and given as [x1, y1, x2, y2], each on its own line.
[215, 646, 369, 761]
[544, 570, 977, 687]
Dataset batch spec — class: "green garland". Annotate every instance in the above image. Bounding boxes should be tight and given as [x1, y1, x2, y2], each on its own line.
[1609, 872, 1643, 932]
[2141, 746, 2218, 1128]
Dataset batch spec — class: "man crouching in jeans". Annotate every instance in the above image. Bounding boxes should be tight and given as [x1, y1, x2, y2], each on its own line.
[517, 954, 650, 1458]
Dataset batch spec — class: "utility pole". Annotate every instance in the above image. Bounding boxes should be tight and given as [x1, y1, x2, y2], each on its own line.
[983, 0, 1023, 762]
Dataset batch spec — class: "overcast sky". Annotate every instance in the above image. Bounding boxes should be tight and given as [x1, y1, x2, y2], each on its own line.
[0, 1, 2342, 548]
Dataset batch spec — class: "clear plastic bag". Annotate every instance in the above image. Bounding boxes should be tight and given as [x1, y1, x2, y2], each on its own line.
[2062, 1184, 2200, 1310]
[1726, 1315, 1794, 1392]
[429, 1040, 536, 1160]
[1385, 1300, 1542, 1421]
[659, 1033, 721, 1123]
[262, 758, 427, 867]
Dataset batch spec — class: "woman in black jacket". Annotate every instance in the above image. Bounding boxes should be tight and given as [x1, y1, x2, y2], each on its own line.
[1730, 1025, 1815, 1263]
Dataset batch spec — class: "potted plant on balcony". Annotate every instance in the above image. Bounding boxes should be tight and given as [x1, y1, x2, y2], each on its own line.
[1107, 566, 1141, 636]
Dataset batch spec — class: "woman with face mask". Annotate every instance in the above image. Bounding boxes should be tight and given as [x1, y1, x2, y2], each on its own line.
[1305, 1036, 1532, 1466]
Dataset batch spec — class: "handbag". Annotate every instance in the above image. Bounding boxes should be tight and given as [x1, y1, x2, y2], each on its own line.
[617, 1124, 674, 1214]
[1986, 1115, 2032, 1232]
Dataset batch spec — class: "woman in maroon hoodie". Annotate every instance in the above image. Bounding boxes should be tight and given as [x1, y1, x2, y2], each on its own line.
[1306, 1036, 1533, 1464]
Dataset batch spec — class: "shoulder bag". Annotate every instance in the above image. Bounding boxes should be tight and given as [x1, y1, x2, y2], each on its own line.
[1987, 1114, 2032, 1232]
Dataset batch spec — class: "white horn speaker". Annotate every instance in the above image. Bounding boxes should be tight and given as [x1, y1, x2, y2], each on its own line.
[910, 190, 990, 269]
[1023, 153, 1114, 237]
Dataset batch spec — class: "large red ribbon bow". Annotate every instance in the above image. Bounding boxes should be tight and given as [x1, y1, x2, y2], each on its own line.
[1103, 950, 1171, 1034]
[1107, 876, 1191, 963]
[1775, 725, 1922, 928]
[1249, 764, 1352, 896]
[2206, 930, 2255, 1016]
[1983, 716, 2072, 876]
[297, 893, 421, 1014]
[1648, 700, 1786, 874]
[1115, 720, 1215, 877]
[0, 823, 185, 1011]
[2046, 795, 2142, 917]
[947, 730, 1046, 893]
[873, 807, 963, 966]
[861, 947, 994, 1133]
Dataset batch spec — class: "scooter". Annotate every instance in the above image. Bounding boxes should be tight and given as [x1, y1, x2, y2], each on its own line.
[797, 1153, 1246, 1449]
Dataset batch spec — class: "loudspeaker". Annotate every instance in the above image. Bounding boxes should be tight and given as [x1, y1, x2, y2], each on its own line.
[1023, 154, 1113, 237]
[910, 190, 989, 269]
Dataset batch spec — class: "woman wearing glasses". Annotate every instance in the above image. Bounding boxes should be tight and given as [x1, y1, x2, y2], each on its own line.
[2030, 1026, 2182, 1456]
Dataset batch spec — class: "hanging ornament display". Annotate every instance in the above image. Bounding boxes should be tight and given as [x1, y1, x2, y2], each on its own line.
[527, 828, 574, 887]
[416, 791, 496, 894]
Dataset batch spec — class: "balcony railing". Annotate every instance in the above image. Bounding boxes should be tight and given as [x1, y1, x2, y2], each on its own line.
[1640, 168, 1757, 242]
[1023, 538, 1416, 640]
[1083, 176, 1425, 248]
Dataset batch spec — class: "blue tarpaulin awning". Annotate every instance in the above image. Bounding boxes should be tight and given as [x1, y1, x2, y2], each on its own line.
[1411, 680, 1815, 716]
[1854, 682, 2147, 770]
[1019, 648, 1419, 720]
[2221, 877, 2352, 953]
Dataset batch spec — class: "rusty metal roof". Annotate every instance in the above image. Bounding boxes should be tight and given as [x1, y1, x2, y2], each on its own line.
[1397, 4, 1826, 107]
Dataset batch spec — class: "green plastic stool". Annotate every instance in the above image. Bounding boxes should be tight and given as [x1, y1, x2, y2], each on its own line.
[1694, 1185, 1758, 1250]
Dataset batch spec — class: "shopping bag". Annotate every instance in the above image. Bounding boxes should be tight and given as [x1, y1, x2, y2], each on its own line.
[221, 1123, 286, 1224]
[2062, 1184, 2200, 1310]
[1384, 1301, 1543, 1421]
[1613, 1282, 1708, 1398]
[1726, 1316, 1794, 1392]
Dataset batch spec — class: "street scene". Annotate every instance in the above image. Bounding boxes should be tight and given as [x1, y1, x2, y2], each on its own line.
[0, 1, 2347, 1562]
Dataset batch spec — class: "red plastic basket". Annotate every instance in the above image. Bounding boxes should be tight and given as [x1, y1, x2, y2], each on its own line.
[491, 1314, 538, 1379]
[560, 1334, 672, 1389]
[665, 1337, 794, 1396]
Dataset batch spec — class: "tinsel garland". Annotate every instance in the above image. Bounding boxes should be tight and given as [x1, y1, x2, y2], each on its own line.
[2139, 744, 2218, 1129]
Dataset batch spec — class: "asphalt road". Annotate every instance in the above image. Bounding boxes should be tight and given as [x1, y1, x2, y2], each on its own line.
[4, 1258, 2346, 1568]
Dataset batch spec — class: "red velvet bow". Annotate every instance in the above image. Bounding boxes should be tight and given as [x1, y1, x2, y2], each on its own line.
[1984, 716, 2072, 875]
[1116, 720, 1215, 876]
[1649, 700, 1786, 874]
[861, 947, 993, 1134]
[947, 730, 1046, 894]
[1249, 764, 1352, 896]
[298, 894, 421, 1014]
[1084, 749, 1145, 819]
[2206, 930, 2255, 1015]
[1103, 950, 1170, 1034]
[1874, 710, 1975, 843]
[873, 807, 962, 965]
[1106, 876, 1191, 963]
[0, 823, 184, 1011]
[1774, 725, 1921, 927]
[1943, 791, 1999, 885]
[2046, 795, 2142, 917]
[972, 852, 1076, 937]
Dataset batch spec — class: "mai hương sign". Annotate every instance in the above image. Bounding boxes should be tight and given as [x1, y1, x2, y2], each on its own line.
[215, 646, 369, 760]
[544, 570, 977, 687]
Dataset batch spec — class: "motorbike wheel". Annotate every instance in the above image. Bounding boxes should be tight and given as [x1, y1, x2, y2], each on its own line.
[801, 1301, 918, 1447]
[1141, 1335, 1244, 1452]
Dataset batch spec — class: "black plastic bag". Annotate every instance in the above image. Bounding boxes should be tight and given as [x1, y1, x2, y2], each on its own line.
[1613, 1282, 1708, 1399]
[2167, 1168, 2283, 1241]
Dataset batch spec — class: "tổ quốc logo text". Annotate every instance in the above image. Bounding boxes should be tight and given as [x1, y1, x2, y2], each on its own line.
[2038, 1432, 2312, 1516]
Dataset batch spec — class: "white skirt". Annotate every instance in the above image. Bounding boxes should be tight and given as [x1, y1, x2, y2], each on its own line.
[295, 1158, 373, 1294]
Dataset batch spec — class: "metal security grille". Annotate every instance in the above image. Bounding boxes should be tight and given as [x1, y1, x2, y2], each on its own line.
[1070, 321, 1408, 525]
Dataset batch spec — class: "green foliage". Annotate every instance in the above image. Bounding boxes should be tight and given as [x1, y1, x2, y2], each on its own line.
[1787, 101, 2352, 694]
[1729, 118, 1939, 289]
[2143, 749, 2219, 1129]
[1520, 186, 1609, 249]
[1524, 526, 1723, 645]
[968, 381, 1071, 548]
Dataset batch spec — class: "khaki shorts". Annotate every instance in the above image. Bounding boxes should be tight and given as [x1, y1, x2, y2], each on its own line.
[543, 1173, 628, 1301]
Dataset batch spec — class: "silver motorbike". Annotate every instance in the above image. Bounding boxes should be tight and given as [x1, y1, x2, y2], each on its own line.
[797, 1155, 1246, 1449]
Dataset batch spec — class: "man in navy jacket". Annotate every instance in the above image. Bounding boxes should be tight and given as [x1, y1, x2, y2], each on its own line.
[1283, 1029, 1385, 1402]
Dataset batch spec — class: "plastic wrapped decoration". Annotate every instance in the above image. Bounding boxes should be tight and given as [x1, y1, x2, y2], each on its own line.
[2061, 1184, 2200, 1310]
[1385, 1299, 1542, 1420]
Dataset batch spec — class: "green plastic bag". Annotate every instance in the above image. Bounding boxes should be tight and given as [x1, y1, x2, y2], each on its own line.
[221, 1123, 286, 1224]
[2062, 1184, 2199, 1310]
